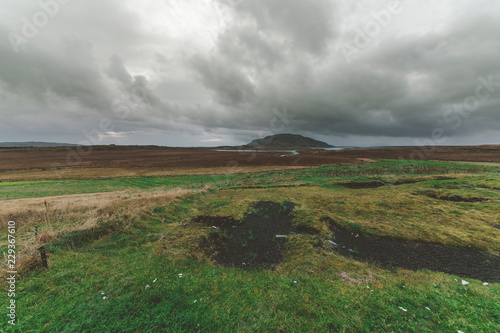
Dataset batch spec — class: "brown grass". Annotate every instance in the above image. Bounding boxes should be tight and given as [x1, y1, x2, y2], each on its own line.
[0, 187, 199, 279]
[2, 145, 498, 181]
[0, 188, 197, 249]
[0, 166, 311, 182]
[338, 271, 375, 285]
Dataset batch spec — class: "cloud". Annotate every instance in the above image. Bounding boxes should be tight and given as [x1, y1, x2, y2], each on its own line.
[190, 0, 500, 142]
[0, 0, 499, 146]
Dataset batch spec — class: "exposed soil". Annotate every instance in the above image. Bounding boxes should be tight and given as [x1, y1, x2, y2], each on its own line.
[195, 204, 500, 280]
[392, 176, 457, 186]
[392, 179, 420, 185]
[194, 201, 295, 269]
[438, 194, 488, 202]
[426, 193, 489, 202]
[339, 181, 385, 189]
[328, 223, 500, 283]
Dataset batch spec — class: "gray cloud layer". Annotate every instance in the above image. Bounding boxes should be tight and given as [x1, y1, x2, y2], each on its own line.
[0, 0, 499, 146]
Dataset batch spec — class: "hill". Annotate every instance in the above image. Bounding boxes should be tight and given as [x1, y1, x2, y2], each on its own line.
[220, 133, 334, 150]
[0, 141, 79, 148]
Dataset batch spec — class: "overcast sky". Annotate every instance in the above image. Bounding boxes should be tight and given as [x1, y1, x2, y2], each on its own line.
[1, 0, 499, 147]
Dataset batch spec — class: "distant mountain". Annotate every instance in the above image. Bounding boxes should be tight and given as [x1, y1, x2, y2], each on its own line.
[0, 141, 79, 148]
[218, 134, 334, 150]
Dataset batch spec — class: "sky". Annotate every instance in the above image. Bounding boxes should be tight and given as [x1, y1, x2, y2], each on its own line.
[0, 0, 499, 147]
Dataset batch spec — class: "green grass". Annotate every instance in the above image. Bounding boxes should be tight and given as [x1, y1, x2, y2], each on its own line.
[0, 175, 225, 200]
[1, 160, 499, 332]
[1, 160, 498, 200]
[5, 212, 499, 333]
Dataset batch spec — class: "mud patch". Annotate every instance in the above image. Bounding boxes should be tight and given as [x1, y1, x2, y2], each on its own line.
[328, 223, 500, 282]
[194, 201, 295, 269]
[439, 194, 487, 202]
[338, 181, 385, 189]
[433, 194, 488, 202]
[392, 179, 421, 185]
[392, 176, 460, 186]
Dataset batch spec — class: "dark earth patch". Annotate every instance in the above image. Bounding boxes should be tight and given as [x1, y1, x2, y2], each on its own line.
[328, 222, 500, 283]
[437, 194, 488, 202]
[194, 201, 295, 269]
[392, 179, 420, 185]
[494, 225, 500, 230]
[338, 181, 385, 189]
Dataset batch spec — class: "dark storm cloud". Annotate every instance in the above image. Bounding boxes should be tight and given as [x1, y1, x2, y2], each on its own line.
[235, 0, 337, 55]
[0, 0, 499, 145]
[107, 55, 165, 109]
[0, 34, 112, 112]
[191, 0, 500, 142]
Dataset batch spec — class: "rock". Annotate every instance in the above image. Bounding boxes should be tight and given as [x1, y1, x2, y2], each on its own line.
[327, 240, 338, 246]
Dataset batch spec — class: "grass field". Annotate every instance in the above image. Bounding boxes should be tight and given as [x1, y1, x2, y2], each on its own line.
[1, 159, 499, 332]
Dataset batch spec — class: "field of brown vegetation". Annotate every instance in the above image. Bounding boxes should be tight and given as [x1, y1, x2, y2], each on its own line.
[0, 145, 498, 181]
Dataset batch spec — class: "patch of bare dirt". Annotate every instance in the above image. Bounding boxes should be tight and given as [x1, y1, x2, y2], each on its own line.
[339, 181, 385, 189]
[327, 221, 500, 283]
[425, 193, 489, 202]
[193, 201, 295, 269]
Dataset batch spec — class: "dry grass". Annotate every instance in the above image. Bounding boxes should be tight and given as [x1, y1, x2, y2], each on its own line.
[0, 166, 311, 181]
[0, 188, 198, 269]
[338, 271, 375, 284]
[1, 187, 200, 279]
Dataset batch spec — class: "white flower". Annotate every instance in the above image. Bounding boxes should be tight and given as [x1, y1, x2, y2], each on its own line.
[153, 278, 158, 283]
[461, 280, 469, 285]
[145, 285, 150, 289]
[399, 307, 407, 312]
[193, 300, 197, 303]
[103, 296, 108, 300]
[294, 281, 297, 283]
[178, 273, 183, 278]
[425, 307, 431, 311]
[483, 282, 489, 286]
[101, 292, 105, 295]
[458, 331, 464, 333]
